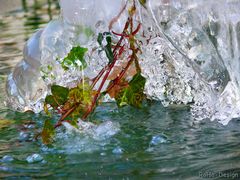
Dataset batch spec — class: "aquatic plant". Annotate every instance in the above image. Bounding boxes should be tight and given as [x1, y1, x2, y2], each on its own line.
[41, 0, 147, 144]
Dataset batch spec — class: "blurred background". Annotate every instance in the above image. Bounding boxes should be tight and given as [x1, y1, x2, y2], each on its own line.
[0, 0, 60, 76]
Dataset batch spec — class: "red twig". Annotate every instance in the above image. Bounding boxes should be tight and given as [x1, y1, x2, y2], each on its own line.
[132, 23, 141, 36]
[112, 31, 129, 38]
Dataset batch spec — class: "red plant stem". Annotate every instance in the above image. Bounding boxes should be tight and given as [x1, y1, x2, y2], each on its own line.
[91, 20, 130, 90]
[132, 23, 141, 36]
[82, 51, 121, 119]
[91, 67, 107, 89]
[112, 31, 129, 38]
[105, 53, 138, 94]
[91, 44, 125, 90]
[54, 120, 71, 129]
[83, 14, 143, 119]
[55, 104, 79, 128]
[105, 24, 142, 94]
[82, 21, 132, 119]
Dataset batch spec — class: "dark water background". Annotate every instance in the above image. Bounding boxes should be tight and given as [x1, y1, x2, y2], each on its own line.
[0, 1, 240, 179]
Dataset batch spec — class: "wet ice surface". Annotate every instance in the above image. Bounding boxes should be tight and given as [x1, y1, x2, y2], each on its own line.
[6, 0, 240, 125]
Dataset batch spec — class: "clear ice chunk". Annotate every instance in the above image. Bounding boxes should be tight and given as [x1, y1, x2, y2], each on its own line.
[6, 0, 240, 124]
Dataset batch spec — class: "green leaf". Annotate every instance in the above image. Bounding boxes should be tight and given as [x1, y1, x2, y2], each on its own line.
[51, 85, 69, 105]
[41, 119, 55, 145]
[61, 46, 88, 70]
[115, 73, 146, 108]
[45, 85, 69, 108]
[97, 33, 103, 46]
[45, 95, 58, 108]
[68, 82, 95, 117]
[105, 36, 114, 64]
[97, 33, 114, 64]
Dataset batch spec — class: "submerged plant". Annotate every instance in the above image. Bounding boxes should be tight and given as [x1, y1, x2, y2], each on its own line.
[41, 0, 148, 144]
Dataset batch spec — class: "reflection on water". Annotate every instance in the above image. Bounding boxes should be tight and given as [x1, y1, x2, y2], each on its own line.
[0, 0, 59, 108]
[0, 0, 59, 75]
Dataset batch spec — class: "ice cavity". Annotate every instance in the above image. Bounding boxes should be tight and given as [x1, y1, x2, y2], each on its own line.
[54, 120, 120, 153]
[6, 0, 240, 125]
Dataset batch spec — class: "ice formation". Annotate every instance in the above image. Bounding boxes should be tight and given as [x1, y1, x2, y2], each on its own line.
[6, 0, 240, 125]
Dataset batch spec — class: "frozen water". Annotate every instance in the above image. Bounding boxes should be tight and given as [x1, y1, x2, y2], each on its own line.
[144, 0, 240, 124]
[6, 0, 240, 124]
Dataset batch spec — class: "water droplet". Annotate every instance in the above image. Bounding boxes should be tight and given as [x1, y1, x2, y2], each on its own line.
[19, 131, 30, 141]
[112, 147, 123, 155]
[26, 154, 43, 163]
[2, 155, 14, 163]
[100, 152, 106, 156]
[150, 135, 167, 146]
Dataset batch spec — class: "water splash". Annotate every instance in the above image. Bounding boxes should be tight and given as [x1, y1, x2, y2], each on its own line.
[53, 120, 120, 153]
[6, 0, 240, 125]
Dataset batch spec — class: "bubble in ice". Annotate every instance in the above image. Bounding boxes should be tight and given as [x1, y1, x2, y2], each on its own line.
[6, 0, 240, 125]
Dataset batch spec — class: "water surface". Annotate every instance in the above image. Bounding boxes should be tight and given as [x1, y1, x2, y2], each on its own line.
[0, 1, 240, 179]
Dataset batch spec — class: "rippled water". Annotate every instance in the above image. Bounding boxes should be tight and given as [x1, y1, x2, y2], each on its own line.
[0, 1, 240, 179]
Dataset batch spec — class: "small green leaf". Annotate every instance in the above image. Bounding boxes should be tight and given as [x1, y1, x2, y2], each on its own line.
[41, 119, 55, 145]
[68, 82, 94, 117]
[105, 36, 114, 64]
[51, 85, 69, 105]
[45, 85, 69, 108]
[97, 33, 114, 64]
[97, 33, 103, 46]
[45, 95, 58, 108]
[115, 73, 146, 108]
[61, 46, 88, 70]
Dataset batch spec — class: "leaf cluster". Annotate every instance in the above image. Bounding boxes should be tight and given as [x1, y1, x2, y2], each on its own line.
[41, 0, 147, 145]
[115, 73, 146, 108]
